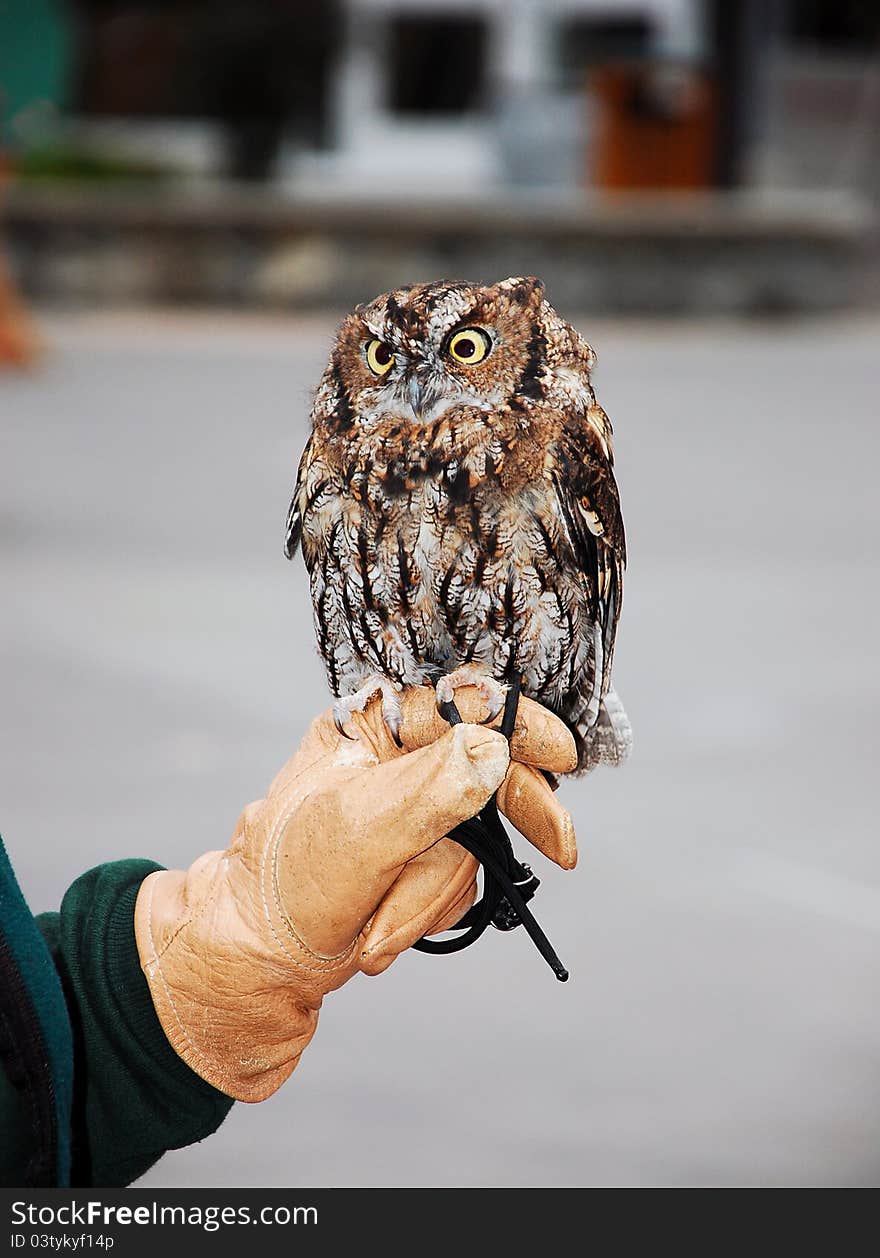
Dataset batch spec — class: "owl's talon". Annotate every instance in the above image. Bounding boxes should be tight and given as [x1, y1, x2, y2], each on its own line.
[483, 693, 505, 724]
[381, 693, 404, 748]
[333, 707, 358, 740]
[435, 667, 508, 727]
[334, 675, 403, 746]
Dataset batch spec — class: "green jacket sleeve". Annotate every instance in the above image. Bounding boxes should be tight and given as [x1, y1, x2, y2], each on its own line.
[4, 859, 233, 1187]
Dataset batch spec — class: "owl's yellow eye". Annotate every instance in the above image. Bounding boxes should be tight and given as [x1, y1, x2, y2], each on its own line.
[446, 327, 491, 366]
[366, 338, 394, 376]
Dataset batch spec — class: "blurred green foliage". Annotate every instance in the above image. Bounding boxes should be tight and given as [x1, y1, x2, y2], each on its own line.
[13, 144, 170, 182]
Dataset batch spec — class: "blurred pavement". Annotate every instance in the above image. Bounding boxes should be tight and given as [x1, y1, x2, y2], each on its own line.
[2, 308, 878, 1187]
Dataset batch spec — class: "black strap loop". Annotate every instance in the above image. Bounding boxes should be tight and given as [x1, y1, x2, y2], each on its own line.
[412, 679, 569, 982]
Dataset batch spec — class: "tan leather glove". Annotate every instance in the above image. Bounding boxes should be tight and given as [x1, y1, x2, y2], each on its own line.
[134, 685, 577, 1102]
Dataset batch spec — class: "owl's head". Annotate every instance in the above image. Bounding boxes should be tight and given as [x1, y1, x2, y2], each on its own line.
[318, 276, 591, 430]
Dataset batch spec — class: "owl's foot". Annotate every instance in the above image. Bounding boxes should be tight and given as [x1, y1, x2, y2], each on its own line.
[435, 666, 507, 724]
[333, 674, 404, 746]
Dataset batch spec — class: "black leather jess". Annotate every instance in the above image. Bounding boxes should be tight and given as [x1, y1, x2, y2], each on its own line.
[413, 678, 569, 981]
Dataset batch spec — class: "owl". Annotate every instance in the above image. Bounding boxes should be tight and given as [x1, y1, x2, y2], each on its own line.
[285, 277, 630, 774]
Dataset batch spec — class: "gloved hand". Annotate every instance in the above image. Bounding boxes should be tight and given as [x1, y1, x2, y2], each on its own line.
[134, 685, 577, 1102]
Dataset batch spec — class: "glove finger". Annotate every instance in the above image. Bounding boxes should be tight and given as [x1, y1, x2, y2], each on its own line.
[359, 839, 478, 975]
[343, 723, 509, 867]
[276, 725, 506, 958]
[496, 762, 578, 870]
[361, 876, 478, 977]
[397, 685, 577, 774]
[426, 880, 479, 937]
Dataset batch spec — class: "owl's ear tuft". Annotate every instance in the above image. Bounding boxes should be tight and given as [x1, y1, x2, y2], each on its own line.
[496, 276, 545, 306]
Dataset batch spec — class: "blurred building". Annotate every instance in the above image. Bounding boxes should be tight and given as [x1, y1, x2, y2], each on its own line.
[3, 0, 711, 191]
[1, 0, 878, 312]
[3, 0, 880, 194]
[295, 0, 704, 195]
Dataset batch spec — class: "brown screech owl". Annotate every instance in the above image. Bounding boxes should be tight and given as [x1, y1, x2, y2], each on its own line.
[285, 276, 630, 774]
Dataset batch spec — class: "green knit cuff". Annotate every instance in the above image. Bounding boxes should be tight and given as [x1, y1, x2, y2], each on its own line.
[53, 860, 234, 1187]
[105, 873, 237, 1102]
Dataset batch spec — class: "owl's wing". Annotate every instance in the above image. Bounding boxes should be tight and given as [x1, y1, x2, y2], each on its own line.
[551, 405, 629, 769]
[552, 404, 626, 688]
[284, 434, 313, 560]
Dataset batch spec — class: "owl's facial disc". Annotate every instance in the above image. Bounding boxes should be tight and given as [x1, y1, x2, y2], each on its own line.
[401, 325, 496, 419]
[359, 317, 500, 423]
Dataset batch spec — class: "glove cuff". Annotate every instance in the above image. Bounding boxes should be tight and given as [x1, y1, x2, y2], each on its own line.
[133, 838, 358, 1102]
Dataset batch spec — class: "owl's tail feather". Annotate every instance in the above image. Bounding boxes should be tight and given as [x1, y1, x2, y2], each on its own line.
[575, 688, 632, 774]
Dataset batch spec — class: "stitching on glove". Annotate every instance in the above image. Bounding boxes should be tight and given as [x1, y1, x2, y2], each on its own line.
[261, 798, 359, 970]
[139, 872, 236, 1089]
[146, 860, 226, 962]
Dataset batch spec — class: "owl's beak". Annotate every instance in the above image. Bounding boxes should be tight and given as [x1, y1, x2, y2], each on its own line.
[406, 372, 428, 421]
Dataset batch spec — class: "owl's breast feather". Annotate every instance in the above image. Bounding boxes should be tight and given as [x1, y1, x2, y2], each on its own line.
[345, 406, 555, 514]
